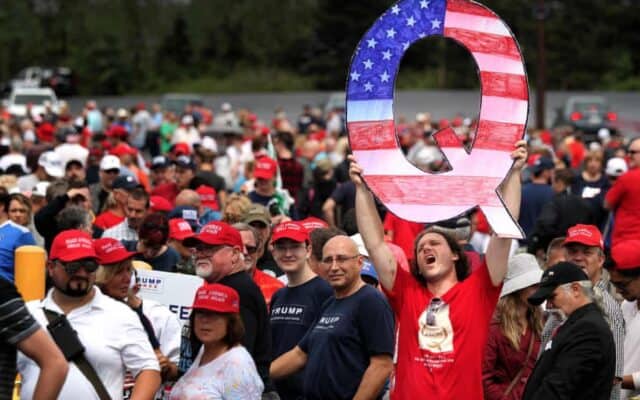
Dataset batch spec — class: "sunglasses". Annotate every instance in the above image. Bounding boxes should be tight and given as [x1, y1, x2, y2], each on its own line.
[629, 150, 640, 155]
[425, 298, 443, 326]
[245, 245, 259, 254]
[58, 259, 99, 274]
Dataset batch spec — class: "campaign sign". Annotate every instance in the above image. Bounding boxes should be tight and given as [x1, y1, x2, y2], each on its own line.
[137, 269, 204, 326]
[347, 0, 528, 238]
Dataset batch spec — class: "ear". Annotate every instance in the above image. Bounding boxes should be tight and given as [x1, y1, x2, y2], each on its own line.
[45, 260, 55, 276]
[451, 252, 459, 262]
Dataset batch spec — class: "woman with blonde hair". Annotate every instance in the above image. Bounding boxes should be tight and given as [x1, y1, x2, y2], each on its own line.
[222, 193, 252, 224]
[483, 253, 544, 400]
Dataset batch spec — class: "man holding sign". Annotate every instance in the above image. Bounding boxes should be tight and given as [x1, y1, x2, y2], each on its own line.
[349, 141, 526, 399]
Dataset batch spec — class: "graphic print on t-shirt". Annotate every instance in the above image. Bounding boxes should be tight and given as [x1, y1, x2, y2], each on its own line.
[270, 304, 307, 325]
[314, 313, 344, 331]
[418, 302, 454, 354]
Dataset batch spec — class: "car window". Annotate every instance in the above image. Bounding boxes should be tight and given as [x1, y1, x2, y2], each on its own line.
[573, 102, 606, 114]
[13, 94, 54, 105]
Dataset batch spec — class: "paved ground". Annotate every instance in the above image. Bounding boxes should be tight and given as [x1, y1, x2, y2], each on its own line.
[66, 90, 640, 136]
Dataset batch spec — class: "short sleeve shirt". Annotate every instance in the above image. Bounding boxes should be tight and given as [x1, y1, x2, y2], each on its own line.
[299, 284, 395, 400]
[383, 262, 501, 400]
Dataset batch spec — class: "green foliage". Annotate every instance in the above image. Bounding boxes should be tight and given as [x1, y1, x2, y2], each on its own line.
[0, 0, 636, 93]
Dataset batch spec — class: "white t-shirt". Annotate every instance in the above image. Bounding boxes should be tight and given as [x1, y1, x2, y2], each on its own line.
[170, 345, 263, 400]
[621, 300, 640, 400]
[18, 287, 160, 400]
[142, 298, 181, 364]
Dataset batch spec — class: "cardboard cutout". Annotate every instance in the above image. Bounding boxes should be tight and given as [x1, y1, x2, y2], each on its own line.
[347, 0, 528, 238]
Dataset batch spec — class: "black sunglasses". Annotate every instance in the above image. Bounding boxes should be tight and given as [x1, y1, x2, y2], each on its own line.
[58, 259, 99, 274]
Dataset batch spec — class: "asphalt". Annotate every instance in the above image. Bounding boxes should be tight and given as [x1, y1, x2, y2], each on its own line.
[65, 90, 640, 136]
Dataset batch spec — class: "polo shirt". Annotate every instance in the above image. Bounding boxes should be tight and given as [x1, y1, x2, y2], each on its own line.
[0, 220, 36, 282]
[102, 219, 138, 241]
[17, 287, 160, 400]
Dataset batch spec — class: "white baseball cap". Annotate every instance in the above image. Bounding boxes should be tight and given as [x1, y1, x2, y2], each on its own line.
[100, 155, 121, 171]
[32, 181, 50, 197]
[38, 151, 64, 178]
[605, 157, 628, 177]
[350, 233, 369, 257]
[200, 136, 218, 153]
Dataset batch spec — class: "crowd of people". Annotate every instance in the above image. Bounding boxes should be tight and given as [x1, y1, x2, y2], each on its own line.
[0, 98, 639, 400]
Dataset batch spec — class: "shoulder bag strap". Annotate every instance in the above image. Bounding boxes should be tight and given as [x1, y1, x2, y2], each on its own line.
[503, 331, 536, 398]
[43, 309, 112, 400]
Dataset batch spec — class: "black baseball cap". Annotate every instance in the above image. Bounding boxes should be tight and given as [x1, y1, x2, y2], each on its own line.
[527, 261, 589, 305]
[174, 155, 196, 170]
[151, 155, 171, 170]
[112, 175, 141, 191]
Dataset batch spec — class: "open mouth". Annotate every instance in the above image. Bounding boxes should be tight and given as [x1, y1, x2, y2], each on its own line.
[426, 255, 436, 264]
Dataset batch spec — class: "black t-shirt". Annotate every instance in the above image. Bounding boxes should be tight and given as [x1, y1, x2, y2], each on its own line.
[0, 279, 38, 398]
[330, 181, 356, 211]
[219, 271, 274, 392]
[299, 284, 395, 400]
[195, 171, 226, 193]
[270, 276, 333, 399]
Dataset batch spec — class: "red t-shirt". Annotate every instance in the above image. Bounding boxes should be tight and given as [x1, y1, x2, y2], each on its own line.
[605, 168, 640, 243]
[383, 262, 501, 400]
[383, 212, 424, 262]
[94, 210, 125, 230]
[252, 268, 284, 309]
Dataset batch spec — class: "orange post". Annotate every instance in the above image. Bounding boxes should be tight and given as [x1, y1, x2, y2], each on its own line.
[14, 245, 46, 301]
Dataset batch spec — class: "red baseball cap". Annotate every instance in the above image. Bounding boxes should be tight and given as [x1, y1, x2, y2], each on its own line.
[110, 143, 137, 157]
[94, 238, 137, 265]
[50, 230, 97, 262]
[183, 221, 243, 249]
[150, 196, 173, 213]
[107, 125, 128, 139]
[611, 240, 640, 270]
[254, 157, 278, 180]
[195, 185, 219, 211]
[299, 217, 328, 233]
[192, 283, 240, 313]
[563, 224, 603, 249]
[169, 218, 195, 241]
[271, 221, 309, 243]
[172, 142, 191, 156]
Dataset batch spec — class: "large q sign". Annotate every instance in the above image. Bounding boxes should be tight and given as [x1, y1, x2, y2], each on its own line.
[347, 0, 528, 239]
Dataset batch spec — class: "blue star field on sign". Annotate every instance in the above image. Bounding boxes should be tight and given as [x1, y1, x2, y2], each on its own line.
[347, 0, 447, 101]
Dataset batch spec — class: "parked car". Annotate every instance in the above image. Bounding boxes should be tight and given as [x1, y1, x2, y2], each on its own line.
[41, 67, 77, 96]
[7, 87, 58, 117]
[553, 96, 617, 141]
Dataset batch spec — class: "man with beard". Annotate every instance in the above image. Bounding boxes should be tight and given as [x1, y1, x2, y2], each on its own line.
[16, 229, 161, 400]
[180, 221, 275, 396]
[102, 187, 149, 241]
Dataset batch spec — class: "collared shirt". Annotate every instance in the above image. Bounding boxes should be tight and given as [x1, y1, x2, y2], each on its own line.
[17, 287, 160, 400]
[102, 219, 138, 241]
[539, 278, 625, 400]
[621, 300, 640, 400]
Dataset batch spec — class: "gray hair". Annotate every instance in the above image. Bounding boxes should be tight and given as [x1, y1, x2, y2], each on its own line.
[57, 206, 92, 231]
[559, 280, 607, 320]
[231, 222, 260, 247]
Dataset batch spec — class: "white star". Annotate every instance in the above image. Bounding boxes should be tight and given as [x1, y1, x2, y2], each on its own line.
[364, 82, 374, 92]
[391, 5, 400, 15]
[382, 50, 392, 60]
[350, 71, 361, 81]
[386, 28, 396, 38]
[420, 0, 430, 8]
[431, 19, 441, 29]
[367, 38, 377, 48]
[403, 41, 410, 50]
[406, 16, 416, 27]
[363, 59, 373, 69]
[380, 71, 390, 83]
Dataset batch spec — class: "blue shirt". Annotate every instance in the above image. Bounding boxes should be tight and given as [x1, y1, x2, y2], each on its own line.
[299, 284, 395, 400]
[518, 183, 554, 243]
[270, 276, 333, 400]
[0, 221, 36, 282]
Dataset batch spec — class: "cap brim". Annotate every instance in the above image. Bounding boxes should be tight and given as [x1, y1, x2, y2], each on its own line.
[527, 284, 556, 306]
[45, 166, 64, 178]
[244, 216, 270, 226]
[57, 251, 98, 262]
[254, 171, 275, 180]
[171, 232, 195, 241]
[100, 251, 138, 265]
[271, 232, 307, 243]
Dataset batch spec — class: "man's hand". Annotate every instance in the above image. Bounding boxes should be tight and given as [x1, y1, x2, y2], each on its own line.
[67, 187, 90, 200]
[510, 140, 528, 171]
[348, 154, 365, 187]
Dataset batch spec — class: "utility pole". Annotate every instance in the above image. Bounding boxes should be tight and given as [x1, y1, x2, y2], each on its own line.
[535, 0, 547, 130]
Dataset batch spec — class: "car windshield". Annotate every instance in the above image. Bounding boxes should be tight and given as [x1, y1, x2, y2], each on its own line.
[573, 102, 606, 114]
[13, 94, 53, 105]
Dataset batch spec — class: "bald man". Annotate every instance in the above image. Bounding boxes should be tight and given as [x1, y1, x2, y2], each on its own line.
[271, 235, 395, 400]
[174, 189, 220, 225]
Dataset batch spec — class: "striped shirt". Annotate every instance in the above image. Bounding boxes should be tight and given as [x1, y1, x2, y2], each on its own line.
[0, 279, 38, 399]
[101, 219, 138, 241]
[540, 278, 625, 400]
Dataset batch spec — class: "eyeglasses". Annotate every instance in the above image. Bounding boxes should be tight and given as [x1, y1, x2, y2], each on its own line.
[58, 259, 99, 274]
[245, 245, 259, 254]
[321, 254, 359, 266]
[628, 149, 640, 155]
[273, 243, 306, 253]
[193, 244, 229, 257]
[425, 298, 443, 326]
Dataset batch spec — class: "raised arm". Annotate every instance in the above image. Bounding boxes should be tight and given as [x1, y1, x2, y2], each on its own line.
[350, 155, 397, 291]
[485, 141, 527, 286]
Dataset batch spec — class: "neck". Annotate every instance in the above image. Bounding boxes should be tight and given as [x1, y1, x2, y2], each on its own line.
[52, 287, 95, 314]
[584, 170, 601, 180]
[532, 176, 547, 184]
[591, 269, 602, 285]
[228, 262, 245, 275]
[287, 265, 316, 287]
[569, 298, 591, 316]
[200, 341, 229, 365]
[426, 275, 458, 298]
[335, 278, 365, 299]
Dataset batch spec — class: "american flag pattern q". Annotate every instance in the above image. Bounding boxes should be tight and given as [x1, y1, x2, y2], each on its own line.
[347, 0, 528, 239]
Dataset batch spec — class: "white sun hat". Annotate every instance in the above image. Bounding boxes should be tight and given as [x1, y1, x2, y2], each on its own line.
[500, 253, 543, 298]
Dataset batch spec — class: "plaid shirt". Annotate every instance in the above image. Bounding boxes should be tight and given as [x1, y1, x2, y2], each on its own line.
[539, 278, 625, 400]
[101, 219, 138, 241]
